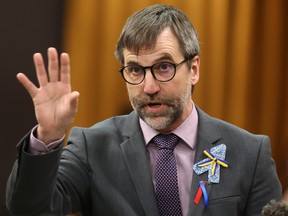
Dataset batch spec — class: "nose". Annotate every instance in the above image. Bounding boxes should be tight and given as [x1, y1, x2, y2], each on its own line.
[143, 70, 160, 94]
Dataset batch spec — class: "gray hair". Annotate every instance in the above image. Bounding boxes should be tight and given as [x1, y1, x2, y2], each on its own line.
[261, 200, 288, 216]
[115, 4, 200, 64]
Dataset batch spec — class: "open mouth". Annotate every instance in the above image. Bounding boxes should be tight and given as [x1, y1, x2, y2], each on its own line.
[148, 103, 162, 108]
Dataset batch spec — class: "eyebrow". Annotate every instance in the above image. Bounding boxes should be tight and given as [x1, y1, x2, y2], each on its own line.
[125, 53, 175, 66]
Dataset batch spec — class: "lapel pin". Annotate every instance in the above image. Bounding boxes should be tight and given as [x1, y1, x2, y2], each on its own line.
[193, 144, 229, 206]
[193, 144, 229, 183]
[194, 180, 209, 206]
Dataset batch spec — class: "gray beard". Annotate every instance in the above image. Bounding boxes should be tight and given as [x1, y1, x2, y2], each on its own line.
[129, 85, 192, 131]
[134, 98, 183, 130]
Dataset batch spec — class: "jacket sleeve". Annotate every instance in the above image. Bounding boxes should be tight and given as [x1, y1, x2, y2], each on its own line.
[245, 135, 282, 215]
[6, 128, 92, 216]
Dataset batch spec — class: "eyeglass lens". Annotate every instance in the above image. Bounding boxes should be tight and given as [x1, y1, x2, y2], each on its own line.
[123, 62, 176, 84]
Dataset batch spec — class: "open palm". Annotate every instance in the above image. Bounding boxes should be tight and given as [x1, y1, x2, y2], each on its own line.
[17, 48, 79, 144]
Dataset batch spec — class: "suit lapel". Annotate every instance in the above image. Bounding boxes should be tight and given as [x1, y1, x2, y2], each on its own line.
[187, 107, 222, 216]
[119, 108, 223, 216]
[120, 112, 159, 216]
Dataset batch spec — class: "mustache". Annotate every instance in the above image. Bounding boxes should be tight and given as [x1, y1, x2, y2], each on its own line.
[133, 94, 175, 108]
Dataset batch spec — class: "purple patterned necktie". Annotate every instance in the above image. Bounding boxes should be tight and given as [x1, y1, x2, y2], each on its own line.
[153, 133, 182, 216]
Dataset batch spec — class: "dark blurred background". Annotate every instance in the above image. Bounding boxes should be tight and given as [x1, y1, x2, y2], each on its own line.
[1, 0, 287, 215]
[0, 0, 63, 215]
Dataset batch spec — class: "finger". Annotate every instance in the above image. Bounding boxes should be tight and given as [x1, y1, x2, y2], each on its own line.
[48, 47, 59, 82]
[69, 91, 80, 115]
[34, 53, 48, 86]
[60, 53, 71, 84]
[16, 73, 38, 98]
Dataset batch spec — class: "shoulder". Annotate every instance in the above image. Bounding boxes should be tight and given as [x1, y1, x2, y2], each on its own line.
[214, 115, 267, 142]
[196, 106, 270, 151]
[68, 111, 140, 142]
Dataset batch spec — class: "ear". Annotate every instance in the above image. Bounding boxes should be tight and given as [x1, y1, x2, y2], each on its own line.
[190, 56, 200, 85]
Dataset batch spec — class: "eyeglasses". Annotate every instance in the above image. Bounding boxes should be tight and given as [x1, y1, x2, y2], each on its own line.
[119, 55, 196, 85]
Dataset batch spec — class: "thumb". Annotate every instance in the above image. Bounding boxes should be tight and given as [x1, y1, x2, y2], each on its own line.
[16, 73, 38, 98]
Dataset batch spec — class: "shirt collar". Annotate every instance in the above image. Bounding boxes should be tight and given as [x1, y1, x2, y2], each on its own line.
[139, 102, 198, 149]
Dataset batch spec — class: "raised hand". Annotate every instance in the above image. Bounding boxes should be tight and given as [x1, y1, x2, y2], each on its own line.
[17, 47, 79, 144]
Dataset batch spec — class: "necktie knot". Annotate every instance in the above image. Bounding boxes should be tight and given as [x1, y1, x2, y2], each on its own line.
[153, 133, 179, 150]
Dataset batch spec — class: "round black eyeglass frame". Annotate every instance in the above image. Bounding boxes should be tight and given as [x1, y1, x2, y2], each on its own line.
[119, 54, 197, 85]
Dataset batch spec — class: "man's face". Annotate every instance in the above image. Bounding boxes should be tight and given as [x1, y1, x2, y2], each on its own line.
[123, 28, 200, 132]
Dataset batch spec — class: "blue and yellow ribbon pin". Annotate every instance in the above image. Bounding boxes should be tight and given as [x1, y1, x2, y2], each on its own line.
[193, 144, 229, 183]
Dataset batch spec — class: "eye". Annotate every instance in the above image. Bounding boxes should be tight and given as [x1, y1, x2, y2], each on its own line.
[155, 62, 173, 72]
[125, 66, 143, 74]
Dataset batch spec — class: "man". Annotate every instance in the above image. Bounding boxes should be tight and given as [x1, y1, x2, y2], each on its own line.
[6, 4, 282, 216]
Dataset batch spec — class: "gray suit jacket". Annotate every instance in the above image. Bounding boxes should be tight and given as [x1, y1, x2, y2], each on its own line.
[6, 107, 282, 216]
